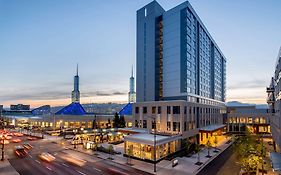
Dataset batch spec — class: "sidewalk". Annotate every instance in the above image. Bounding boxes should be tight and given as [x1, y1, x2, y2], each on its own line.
[0, 155, 19, 175]
[66, 137, 233, 175]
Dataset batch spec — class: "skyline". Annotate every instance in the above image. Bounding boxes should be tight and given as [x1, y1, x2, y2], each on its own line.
[1, 0, 281, 107]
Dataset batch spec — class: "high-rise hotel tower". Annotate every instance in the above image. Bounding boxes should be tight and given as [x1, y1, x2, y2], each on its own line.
[136, 1, 226, 103]
[126, 1, 227, 162]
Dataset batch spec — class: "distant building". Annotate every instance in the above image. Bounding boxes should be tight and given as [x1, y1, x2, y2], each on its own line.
[226, 105, 270, 134]
[10, 104, 30, 111]
[71, 64, 80, 103]
[128, 66, 136, 103]
[31, 105, 51, 115]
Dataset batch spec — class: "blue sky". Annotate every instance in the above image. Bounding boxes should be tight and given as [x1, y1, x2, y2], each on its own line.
[0, 0, 280, 107]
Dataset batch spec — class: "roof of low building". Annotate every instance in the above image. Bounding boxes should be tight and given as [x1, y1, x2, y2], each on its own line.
[55, 102, 86, 115]
[118, 103, 132, 116]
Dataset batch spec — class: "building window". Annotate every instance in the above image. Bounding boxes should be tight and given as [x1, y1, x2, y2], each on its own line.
[167, 106, 171, 114]
[184, 107, 187, 114]
[135, 120, 139, 127]
[143, 120, 147, 128]
[167, 122, 171, 131]
[143, 107, 147, 114]
[152, 120, 156, 129]
[184, 122, 187, 131]
[158, 106, 161, 114]
[135, 107, 139, 114]
[173, 106, 180, 114]
[152, 106, 156, 114]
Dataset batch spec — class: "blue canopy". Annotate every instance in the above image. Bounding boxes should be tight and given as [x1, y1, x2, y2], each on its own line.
[118, 103, 132, 116]
[55, 102, 86, 115]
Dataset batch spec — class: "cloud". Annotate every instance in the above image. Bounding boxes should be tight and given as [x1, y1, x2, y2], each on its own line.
[228, 79, 267, 90]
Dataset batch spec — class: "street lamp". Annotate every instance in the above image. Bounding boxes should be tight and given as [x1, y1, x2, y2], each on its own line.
[73, 129, 77, 149]
[1, 135, 5, 161]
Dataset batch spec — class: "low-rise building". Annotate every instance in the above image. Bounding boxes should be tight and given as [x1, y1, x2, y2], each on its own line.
[226, 105, 271, 134]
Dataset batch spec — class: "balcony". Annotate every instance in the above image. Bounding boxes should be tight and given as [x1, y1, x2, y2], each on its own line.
[266, 87, 274, 93]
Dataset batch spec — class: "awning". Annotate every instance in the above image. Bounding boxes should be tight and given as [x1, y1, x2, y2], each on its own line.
[270, 152, 281, 173]
[199, 124, 226, 132]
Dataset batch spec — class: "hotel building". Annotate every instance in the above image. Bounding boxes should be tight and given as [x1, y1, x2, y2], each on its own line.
[267, 47, 281, 152]
[124, 1, 227, 162]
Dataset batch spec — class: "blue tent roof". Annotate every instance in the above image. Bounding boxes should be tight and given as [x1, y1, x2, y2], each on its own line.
[118, 103, 132, 116]
[55, 102, 86, 115]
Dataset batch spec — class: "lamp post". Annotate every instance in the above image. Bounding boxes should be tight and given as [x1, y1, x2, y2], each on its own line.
[73, 129, 77, 149]
[1, 135, 4, 161]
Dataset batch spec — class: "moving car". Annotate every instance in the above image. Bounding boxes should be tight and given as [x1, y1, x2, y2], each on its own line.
[23, 143, 33, 150]
[14, 146, 27, 158]
[38, 152, 56, 162]
[12, 139, 21, 143]
[60, 155, 86, 166]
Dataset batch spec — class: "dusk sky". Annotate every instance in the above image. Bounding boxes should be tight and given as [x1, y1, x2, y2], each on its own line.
[0, 0, 280, 108]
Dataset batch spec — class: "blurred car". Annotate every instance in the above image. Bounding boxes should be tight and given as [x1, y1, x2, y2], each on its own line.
[3, 140, 10, 145]
[23, 143, 33, 150]
[14, 146, 27, 158]
[38, 152, 56, 162]
[27, 137, 37, 141]
[60, 155, 86, 166]
[5, 136, 12, 140]
[12, 139, 21, 143]
[14, 133, 23, 137]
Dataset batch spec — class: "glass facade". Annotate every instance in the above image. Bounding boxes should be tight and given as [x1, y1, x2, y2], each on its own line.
[124, 140, 180, 161]
[184, 8, 226, 102]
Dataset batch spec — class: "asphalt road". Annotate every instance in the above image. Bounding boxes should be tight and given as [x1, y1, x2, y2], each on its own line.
[8, 138, 152, 175]
[197, 144, 240, 175]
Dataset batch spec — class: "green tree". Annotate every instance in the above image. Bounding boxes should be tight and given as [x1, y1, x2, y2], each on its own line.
[108, 144, 114, 160]
[206, 138, 212, 158]
[194, 143, 202, 165]
[184, 140, 191, 155]
[127, 146, 133, 165]
[235, 128, 261, 174]
[107, 118, 111, 129]
[119, 115, 126, 128]
[93, 115, 98, 129]
[213, 135, 218, 152]
[113, 112, 120, 128]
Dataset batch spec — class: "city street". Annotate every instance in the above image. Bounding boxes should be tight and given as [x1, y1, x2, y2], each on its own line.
[197, 144, 240, 175]
[6, 138, 152, 175]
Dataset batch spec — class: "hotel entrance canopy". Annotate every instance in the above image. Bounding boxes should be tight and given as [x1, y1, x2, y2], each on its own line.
[124, 133, 182, 146]
[199, 124, 226, 133]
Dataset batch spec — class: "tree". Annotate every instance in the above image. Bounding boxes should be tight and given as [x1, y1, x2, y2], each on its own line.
[119, 115, 126, 128]
[235, 128, 261, 174]
[93, 115, 98, 129]
[206, 138, 212, 158]
[194, 143, 202, 165]
[108, 144, 114, 160]
[113, 112, 120, 128]
[213, 135, 219, 153]
[107, 118, 111, 129]
[184, 140, 191, 155]
[127, 145, 133, 165]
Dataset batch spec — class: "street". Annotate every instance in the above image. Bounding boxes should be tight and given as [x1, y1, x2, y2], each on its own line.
[197, 144, 240, 175]
[6, 137, 152, 175]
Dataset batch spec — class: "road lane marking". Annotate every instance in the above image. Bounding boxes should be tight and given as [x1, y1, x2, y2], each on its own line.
[93, 167, 101, 172]
[35, 160, 41, 164]
[76, 170, 86, 175]
[62, 163, 69, 167]
[46, 166, 52, 171]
